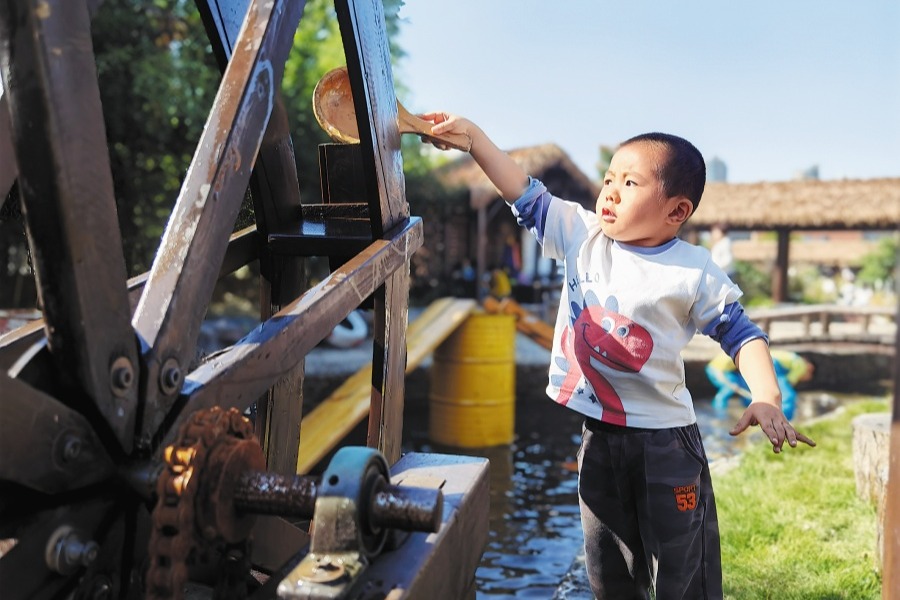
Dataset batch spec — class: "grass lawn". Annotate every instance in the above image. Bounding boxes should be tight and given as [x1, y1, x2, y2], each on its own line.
[716, 397, 889, 599]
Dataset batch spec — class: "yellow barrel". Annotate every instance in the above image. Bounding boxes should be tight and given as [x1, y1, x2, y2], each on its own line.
[429, 311, 516, 447]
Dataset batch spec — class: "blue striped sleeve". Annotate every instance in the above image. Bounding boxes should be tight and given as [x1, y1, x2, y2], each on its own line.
[702, 301, 768, 359]
[510, 177, 552, 244]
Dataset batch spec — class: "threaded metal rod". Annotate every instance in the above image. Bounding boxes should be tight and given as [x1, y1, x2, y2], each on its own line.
[233, 471, 442, 533]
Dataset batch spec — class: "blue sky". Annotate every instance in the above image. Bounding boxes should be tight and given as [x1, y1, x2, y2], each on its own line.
[395, 1, 899, 184]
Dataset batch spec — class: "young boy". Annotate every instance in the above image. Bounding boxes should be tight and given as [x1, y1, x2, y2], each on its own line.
[422, 112, 815, 599]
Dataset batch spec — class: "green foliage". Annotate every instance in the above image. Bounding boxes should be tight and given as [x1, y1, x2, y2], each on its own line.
[93, 0, 219, 274]
[6, 0, 452, 303]
[791, 264, 838, 304]
[597, 144, 615, 179]
[733, 260, 773, 307]
[716, 398, 887, 598]
[857, 235, 898, 286]
[282, 0, 409, 202]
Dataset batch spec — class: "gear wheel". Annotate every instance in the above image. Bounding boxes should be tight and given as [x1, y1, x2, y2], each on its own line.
[146, 407, 265, 600]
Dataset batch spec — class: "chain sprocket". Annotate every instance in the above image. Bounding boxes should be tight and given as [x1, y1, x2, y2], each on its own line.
[146, 406, 264, 600]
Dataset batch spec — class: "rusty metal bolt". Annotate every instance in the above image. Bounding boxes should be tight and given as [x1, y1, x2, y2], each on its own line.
[45, 526, 100, 574]
[158, 358, 182, 396]
[61, 435, 82, 462]
[109, 356, 134, 397]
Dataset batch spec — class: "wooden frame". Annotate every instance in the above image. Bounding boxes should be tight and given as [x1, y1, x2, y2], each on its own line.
[0, 0, 487, 597]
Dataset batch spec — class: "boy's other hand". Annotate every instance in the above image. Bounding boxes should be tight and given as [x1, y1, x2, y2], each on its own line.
[730, 402, 816, 453]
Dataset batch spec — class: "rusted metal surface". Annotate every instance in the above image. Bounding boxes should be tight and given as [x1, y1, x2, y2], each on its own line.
[233, 470, 442, 534]
[0, 0, 140, 451]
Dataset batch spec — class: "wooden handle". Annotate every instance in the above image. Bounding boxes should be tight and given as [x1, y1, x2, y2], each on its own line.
[315, 67, 472, 151]
[398, 105, 472, 152]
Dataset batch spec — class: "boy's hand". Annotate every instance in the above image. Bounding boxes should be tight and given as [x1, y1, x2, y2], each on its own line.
[420, 112, 474, 151]
[730, 402, 816, 453]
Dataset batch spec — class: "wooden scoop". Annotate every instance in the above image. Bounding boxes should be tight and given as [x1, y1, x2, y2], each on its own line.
[313, 67, 472, 152]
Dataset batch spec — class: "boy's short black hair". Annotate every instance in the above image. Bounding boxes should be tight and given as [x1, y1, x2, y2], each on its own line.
[621, 132, 706, 210]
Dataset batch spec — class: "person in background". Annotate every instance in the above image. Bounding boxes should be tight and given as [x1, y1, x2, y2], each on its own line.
[706, 350, 814, 420]
[709, 222, 736, 278]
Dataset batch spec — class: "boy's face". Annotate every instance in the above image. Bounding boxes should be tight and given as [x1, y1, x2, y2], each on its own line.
[597, 142, 692, 247]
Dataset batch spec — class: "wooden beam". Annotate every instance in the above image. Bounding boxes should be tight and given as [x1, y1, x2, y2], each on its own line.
[163, 218, 423, 449]
[133, 0, 305, 444]
[0, 0, 139, 450]
[296, 298, 476, 474]
[882, 311, 900, 598]
[335, 0, 411, 465]
[772, 228, 790, 303]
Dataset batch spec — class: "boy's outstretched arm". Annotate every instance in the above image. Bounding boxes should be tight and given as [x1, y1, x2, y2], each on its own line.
[729, 338, 816, 453]
[421, 112, 529, 204]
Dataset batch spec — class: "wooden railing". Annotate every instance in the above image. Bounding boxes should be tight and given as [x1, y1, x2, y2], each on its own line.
[748, 304, 896, 347]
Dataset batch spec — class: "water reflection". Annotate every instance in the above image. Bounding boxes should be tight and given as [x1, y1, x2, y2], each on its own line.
[403, 391, 838, 598]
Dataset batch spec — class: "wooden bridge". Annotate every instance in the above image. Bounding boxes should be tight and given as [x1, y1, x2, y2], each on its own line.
[748, 304, 897, 349]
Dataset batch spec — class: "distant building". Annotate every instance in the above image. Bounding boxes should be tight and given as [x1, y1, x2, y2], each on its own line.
[707, 156, 727, 182]
[795, 165, 820, 181]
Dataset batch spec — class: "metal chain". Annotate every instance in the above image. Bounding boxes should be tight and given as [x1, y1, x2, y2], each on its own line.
[146, 407, 255, 600]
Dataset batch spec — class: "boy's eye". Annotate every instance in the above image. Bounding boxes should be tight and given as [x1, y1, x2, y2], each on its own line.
[603, 178, 612, 185]
[625, 180, 636, 186]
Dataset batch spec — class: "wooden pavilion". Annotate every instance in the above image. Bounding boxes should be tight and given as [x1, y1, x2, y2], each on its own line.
[689, 178, 900, 301]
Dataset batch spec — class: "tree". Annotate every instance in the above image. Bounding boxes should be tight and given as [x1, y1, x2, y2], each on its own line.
[2, 0, 450, 307]
[857, 235, 898, 287]
[93, 0, 220, 274]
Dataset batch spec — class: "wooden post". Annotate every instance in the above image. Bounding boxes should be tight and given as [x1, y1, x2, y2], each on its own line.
[0, 95, 16, 199]
[196, 0, 307, 477]
[336, 0, 411, 465]
[772, 228, 790, 303]
[477, 206, 487, 299]
[883, 312, 900, 598]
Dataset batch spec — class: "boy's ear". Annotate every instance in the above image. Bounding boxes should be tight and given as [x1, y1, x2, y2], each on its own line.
[666, 196, 694, 224]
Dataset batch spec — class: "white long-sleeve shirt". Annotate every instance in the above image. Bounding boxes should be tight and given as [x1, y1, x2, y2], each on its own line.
[512, 179, 765, 428]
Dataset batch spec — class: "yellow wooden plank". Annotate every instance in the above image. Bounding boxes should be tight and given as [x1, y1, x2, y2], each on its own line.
[296, 298, 477, 474]
[482, 296, 553, 350]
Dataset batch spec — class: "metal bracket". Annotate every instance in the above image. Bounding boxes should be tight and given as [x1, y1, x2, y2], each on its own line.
[276, 447, 390, 599]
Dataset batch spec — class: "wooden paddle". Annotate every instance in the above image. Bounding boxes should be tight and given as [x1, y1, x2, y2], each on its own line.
[313, 67, 472, 152]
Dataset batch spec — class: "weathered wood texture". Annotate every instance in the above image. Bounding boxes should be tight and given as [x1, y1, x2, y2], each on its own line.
[297, 298, 476, 473]
[852, 412, 891, 569]
[335, 0, 411, 465]
[883, 318, 900, 597]
[165, 218, 423, 447]
[0, 0, 139, 450]
[133, 0, 305, 445]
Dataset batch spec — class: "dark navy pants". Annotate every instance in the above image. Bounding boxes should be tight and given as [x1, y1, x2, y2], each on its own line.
[577, 419, 723, 599]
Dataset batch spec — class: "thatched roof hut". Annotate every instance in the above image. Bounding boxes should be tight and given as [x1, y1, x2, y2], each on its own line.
[694, 179, 900, 230]
[437, 145, 898, 302]
[437, 143, 599, 210]
[436, 144, 599, 294]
